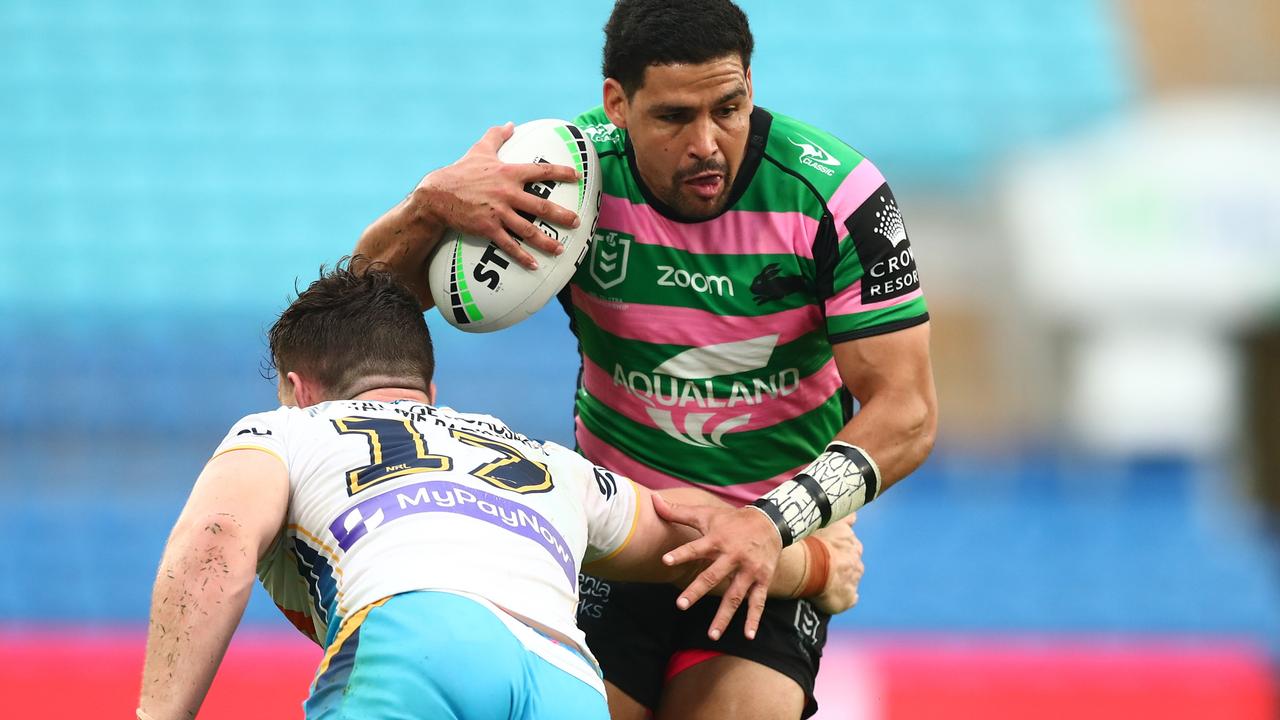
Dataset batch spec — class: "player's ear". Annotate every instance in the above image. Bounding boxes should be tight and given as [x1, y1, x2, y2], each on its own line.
[602, 78, 629, 130]
[288, 371, 323, 408]
[278, 374, 296, 407]
[745, 67, 753, 100]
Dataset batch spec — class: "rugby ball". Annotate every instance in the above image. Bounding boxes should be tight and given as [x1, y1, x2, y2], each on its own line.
[427, 119, 601, 332]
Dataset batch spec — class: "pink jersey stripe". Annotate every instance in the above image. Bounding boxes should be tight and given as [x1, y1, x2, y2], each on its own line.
[827, 159, 886, 227]
[575, 418, 806, 505]
[581, 355, 843, 435]
[825, 280, 925, 317]
[601, 195, 819, 259]
[570, 285, 824, 347]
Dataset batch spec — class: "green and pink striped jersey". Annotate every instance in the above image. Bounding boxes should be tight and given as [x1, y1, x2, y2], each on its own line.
[560, 106, 928, 504]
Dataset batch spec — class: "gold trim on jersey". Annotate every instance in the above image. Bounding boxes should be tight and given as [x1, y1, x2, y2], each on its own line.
[210, 444, 285, 467]
[312, 595, 393, 681]
[594, 479, 642, 563]
[288, 524, 350, 615]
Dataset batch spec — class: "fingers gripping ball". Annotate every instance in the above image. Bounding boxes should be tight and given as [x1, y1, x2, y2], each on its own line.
[427, 119, 602, 332]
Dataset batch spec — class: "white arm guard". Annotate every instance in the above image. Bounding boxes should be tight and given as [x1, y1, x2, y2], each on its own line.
[750, 441, 881, 547]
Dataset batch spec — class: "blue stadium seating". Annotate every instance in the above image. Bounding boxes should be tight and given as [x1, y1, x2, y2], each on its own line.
[5, 0, 1275, 661]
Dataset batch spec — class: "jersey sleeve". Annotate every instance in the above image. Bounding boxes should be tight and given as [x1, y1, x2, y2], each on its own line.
[545, 443, 639, 564]
[822, 159, 930, 343]
[581, 465, 640, 563]
[212, 408, 291, 468]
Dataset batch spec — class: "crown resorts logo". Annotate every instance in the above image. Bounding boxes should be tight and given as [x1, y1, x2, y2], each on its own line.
[874, 195, 908, 247]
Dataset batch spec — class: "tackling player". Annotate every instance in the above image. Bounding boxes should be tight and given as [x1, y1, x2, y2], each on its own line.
[356, 1, 937, 717]
[136, 261, 863, 720]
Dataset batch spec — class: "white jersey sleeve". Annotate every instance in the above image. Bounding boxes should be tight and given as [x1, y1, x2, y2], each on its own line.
[212, 408, 293, 467]
[544, 443, 639, 564]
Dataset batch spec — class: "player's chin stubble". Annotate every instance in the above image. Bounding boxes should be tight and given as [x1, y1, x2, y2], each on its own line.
[667, 163, 732, 220]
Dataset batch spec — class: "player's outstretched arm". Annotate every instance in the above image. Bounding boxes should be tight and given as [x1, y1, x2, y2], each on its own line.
[138, 449, 288, 720]
[658, 323, 937, 621]
[583, 484, 864, 641]
[353, 122, 581, 306]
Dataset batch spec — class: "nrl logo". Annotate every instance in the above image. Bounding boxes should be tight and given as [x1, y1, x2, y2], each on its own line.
[589, 230, 632, 289]
[788, 135, 840, 176]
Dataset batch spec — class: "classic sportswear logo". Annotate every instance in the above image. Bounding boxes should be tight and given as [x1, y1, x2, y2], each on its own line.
[581, 122, 620, 145]
[611, 335, 802, 448]
[788, 135, 840, 176]
[589, 230, 632, 290]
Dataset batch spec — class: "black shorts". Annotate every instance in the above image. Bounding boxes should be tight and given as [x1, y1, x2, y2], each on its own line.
[577, 574, 829, 719]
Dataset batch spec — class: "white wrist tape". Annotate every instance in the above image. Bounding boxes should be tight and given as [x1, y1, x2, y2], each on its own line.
[751, 442, 880, 547]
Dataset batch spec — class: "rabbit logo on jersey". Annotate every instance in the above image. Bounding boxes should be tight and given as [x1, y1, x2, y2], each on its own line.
[611, 334, 798, 448]
[329, 479, 576, 586]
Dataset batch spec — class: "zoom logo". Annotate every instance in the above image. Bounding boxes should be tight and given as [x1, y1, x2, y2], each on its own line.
[656, 265, 735, 297]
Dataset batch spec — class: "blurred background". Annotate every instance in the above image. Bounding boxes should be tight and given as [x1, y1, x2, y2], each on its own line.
[1, 0, 1278, 717]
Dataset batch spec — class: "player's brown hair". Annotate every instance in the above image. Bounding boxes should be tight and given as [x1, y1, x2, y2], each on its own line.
[268, 256, 434, 399]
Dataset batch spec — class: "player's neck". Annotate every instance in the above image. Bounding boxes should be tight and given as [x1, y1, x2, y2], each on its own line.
[351, 387, 432, 404]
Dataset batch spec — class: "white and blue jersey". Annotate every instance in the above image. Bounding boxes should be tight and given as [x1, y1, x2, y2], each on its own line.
[212, 399, 639, 703]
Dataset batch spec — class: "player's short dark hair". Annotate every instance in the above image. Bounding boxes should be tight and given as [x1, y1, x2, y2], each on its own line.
[603, 0, 754, 97]
[269, 256, 434, 400]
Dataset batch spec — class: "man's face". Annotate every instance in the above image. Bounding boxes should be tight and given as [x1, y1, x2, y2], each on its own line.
[605, 55, 753, 220]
